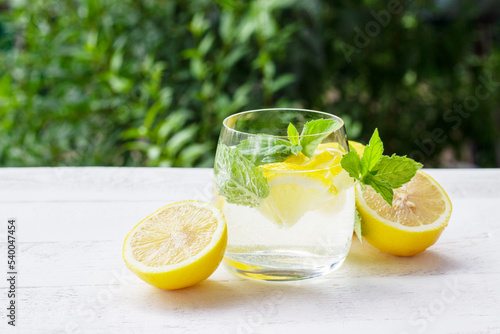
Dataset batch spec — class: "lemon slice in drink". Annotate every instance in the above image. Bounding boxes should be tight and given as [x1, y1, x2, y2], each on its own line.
[285, 146, 343, 175]
[258, 163, 338, 228]
[123, 201, 227, 290]
[260, 162, 306, 174]
[302, 150, 342, 170]
[284, 152, 308, 165]
[356, 170, 452, 256]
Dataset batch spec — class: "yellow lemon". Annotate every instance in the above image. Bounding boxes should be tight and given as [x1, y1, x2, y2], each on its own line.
[316, 142, 343, 153]
[356, 170, 452, 256]
[302, 150, 341, 170]
[310, 145, 344, 180]
[260, 162, 306, 174]
[348, 140, 365, 156]
[284, 144, 344, 176]
[284, 152, 308, 165]
[123, 201, 227, 290]
[258, 162, 338, 228]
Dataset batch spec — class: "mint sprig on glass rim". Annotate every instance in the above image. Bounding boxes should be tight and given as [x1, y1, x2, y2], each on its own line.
[215, 119, 422, 209]
[235, 118, 339, 166]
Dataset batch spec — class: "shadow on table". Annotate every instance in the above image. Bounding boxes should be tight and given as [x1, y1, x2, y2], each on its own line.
[140, 276, 338, 311]
[135, 239, 463, 312]
[343, 237, 462, 276]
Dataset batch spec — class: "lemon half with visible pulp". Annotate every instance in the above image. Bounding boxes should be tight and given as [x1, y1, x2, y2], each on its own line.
[356, 170, 452, 256]
[123, 201, 227, 290]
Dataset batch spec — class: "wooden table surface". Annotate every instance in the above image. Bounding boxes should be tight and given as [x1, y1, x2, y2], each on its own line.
[1, 167, 499, 334]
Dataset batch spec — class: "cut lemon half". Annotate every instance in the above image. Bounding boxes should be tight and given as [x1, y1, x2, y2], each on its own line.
[258, 163, 338, 228]
[356, 170, 452, 256]
[123, 201, 227, 290]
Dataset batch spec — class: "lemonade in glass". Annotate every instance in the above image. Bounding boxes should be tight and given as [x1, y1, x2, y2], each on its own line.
[213, 109, 355, 281]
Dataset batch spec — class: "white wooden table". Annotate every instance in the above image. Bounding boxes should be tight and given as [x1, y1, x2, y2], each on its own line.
[0, 168, 499, 334]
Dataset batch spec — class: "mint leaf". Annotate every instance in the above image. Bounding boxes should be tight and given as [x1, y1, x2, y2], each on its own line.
[287, 123, 300, 146]
[374, 154, 423, 188]
[354, 208, 362, 243]
[215, 144, 270, 207]
[360, 128, 383, 177]
[236, 136, 294, 166]
[291, 144, 302, 155]
[340, 150, 361, 182]
[363, 174, 394, 206]
[300, 119, 339, 157]
[287, 123, 302, 154]
[340, 128, 423, 206]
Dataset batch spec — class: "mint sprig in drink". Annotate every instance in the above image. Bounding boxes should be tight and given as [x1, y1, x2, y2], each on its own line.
[214, 109, 420, 281]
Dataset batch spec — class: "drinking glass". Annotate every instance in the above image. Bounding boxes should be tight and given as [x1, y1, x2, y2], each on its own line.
[213, 108, 355, 281]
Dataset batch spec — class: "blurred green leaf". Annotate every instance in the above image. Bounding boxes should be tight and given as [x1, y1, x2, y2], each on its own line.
[198, 33, 215, 57]
[110, 50, 124, 73]
[179, 143, 212, 167]
[166, 124, 199, 156]
[156, 110, 190, 142]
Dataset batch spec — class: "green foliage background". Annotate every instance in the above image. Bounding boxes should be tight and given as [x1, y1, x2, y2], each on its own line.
[0, 0, 499, 167]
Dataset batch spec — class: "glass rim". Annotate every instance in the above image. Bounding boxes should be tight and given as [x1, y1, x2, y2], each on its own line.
[222, 108, 345, 138]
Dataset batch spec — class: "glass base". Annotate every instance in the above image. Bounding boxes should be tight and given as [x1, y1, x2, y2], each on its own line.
[223, 249, 347, 281]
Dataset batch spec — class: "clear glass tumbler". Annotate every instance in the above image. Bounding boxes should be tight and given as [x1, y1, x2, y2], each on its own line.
[213, 108, 355, 281]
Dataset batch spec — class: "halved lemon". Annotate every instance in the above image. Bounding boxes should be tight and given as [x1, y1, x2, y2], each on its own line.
[356, 170, 452, 256]
[258, 163, 338, 228]
[123, 201, 227, 290]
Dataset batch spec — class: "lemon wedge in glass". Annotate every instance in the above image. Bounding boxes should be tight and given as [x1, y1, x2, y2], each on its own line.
[257, 162, 338, 228]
